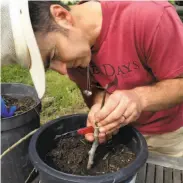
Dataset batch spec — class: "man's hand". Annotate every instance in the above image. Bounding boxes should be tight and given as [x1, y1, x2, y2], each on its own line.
[85, 89, 143, 143]
[85, 103, 106, 143]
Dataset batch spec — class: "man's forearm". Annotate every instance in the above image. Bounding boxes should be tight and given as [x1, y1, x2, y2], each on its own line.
[133, 78, 183, 112]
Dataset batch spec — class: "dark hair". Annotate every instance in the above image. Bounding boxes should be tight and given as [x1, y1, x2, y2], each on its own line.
[28, 1, 70, 33]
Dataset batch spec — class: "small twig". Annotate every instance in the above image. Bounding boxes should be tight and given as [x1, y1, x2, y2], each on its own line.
[25, 168, 36, 183]
[96, 172, 105, 174]
[112, 179, 116, 183]
[80, 139, 86, 145]
[103, 152, 110, 160]
[0, 128, 39, 159]
[87, 126, 99, 169]
[106, 159, 109, 169]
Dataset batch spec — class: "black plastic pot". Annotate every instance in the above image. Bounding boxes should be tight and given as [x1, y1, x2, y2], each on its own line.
[29, 114, 148, 183]
[175, 4, 183, 21]
[175, 1, 183, 6]
[1, 83, 41, 183]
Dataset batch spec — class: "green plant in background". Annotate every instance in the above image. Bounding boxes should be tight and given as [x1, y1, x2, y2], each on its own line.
[1, 64, 33, 85]
[169, 0, 175, 5]
[1, 65, 88, 124]
[62, 0, 78, 5]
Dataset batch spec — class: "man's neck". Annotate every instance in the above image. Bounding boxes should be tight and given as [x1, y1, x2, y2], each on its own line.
[70, 1, 102, 47]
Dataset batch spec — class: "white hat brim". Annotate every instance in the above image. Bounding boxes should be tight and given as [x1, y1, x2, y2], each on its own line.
[9, 0, 46, 99]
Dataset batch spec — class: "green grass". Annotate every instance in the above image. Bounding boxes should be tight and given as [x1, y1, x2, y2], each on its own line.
[1, 65, 88, 124]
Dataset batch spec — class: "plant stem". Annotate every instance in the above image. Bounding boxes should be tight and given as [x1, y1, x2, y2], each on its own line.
[87, 126, 99, 169]
[0, 128, 38, 159]
[25, 168, 36, 183]
[87, 84, 108, 170]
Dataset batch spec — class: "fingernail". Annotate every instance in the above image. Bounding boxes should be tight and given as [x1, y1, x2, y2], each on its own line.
[99, 127, 105, 133]
[99, 132, 106, 137]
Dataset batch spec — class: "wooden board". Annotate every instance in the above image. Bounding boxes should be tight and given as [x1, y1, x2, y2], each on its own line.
[173, 169, 181, 183]
[164, 168, 173, 183]
[155, 165, 163, 183]
[136, 163, 183, 183]
[146, 164, 155, 183]
[136, 164, 147, 183]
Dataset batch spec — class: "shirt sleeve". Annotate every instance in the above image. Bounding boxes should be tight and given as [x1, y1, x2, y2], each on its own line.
[146, 6, 183, 80]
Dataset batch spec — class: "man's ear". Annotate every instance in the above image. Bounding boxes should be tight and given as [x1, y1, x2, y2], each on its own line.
[50, 4, 73, 28]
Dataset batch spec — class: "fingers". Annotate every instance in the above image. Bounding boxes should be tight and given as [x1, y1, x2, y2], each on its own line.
[99, 116, 127, 133]
[97, 92, 136, 127]
[98, 99, 126, 126]
[98, 132, 107, 144]
[112, 129, 119, 135]
[85, 133, 94, 142]
[95, 93, 121, 122]
[99, 121, 120, 133]
[85, 132, 106, 142]
[85, 124, 122, 144]
[85, 131, 106, 143]
[85, 89, 142, 145]
[85, 104, 102, 142]
[85, 115, 95, 142]
[124, 111, 140, 124]
[122, 103, 140, 123]
[98, 100, 141, 132]
[85, 113, 94, 142]
[99, 125, 121, 143]
[85, 111, 106, 142]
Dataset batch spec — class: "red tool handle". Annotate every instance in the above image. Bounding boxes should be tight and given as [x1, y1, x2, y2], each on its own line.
[77, 126, 94, 135]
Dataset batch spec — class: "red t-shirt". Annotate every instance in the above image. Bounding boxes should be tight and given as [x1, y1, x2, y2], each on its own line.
[68, 1, 183, 134]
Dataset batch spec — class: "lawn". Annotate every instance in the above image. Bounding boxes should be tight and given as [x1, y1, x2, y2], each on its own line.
[1, 65, 88, 124]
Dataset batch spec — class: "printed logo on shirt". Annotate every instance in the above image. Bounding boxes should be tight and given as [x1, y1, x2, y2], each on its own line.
[75, 61, 141, 90]
[90, 61, 140, 77]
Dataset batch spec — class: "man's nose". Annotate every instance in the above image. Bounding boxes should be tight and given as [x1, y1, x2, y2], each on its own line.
[50, 61, 67, 75]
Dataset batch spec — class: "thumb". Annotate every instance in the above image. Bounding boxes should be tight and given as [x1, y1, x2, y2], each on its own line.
[85, 119, 94, 142]
[85, 103, 101, 142]
[87, 103, 101, 126]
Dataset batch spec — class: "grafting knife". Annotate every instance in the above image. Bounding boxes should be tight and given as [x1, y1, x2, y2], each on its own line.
[58, 126, 94, 139]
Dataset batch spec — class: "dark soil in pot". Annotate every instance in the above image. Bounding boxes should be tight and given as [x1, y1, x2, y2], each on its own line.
[1, 95, 36, 118]
[45, 133, 136, 176]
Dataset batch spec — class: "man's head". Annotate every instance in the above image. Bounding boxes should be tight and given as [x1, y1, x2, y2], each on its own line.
[28, 1, 92, 75]
[2, 0, 101, 98]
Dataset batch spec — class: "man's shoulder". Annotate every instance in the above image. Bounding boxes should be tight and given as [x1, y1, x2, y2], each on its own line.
[102, 0, 174, 18]
[130, 1, 173, 9]
[100, 1, 171, 33]
[130, 1, 175, 17]
[102, 0, 173, 10]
